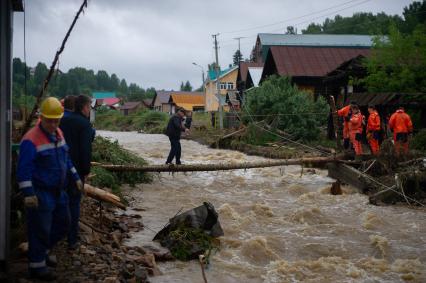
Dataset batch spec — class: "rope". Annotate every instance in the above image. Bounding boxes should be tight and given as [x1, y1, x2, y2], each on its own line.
[362, 171, 424, 207]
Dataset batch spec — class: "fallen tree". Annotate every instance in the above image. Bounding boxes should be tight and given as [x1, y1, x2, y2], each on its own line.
[84, 184, 126, 209]
[92, 155, 346, 173]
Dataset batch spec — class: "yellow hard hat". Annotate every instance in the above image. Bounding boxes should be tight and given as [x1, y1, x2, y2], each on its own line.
[40, 97, 64, 119]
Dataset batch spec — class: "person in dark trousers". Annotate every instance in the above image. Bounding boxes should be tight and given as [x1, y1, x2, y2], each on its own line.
[59, 95, 94, 250]
[165, 108, 189, 165]
[17, 97, 83, 281]
[184, 110, 193, 129]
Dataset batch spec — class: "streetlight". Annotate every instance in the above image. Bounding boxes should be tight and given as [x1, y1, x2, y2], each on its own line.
[192, 62, 205, 90]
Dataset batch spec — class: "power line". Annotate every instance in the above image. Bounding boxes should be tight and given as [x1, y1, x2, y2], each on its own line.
[220, 0, 367, 35]
[219, 0, 373, 49]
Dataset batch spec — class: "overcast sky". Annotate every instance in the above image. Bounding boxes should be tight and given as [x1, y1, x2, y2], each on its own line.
[13, 0, 413, 91]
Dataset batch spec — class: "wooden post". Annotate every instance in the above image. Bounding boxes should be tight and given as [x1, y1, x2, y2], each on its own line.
[329, 95, 343, 150]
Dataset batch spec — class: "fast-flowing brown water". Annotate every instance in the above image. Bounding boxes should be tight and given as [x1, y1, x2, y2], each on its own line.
[99, 131, 426, 283]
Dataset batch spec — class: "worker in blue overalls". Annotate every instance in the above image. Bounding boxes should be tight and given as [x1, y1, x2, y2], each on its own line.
[17, 97, 83, 281]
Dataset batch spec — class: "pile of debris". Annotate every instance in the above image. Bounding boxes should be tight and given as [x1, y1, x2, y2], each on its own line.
[11, 196, 174, 282]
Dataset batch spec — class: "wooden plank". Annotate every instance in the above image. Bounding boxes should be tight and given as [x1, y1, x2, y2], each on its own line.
[327, 163, 368, 192]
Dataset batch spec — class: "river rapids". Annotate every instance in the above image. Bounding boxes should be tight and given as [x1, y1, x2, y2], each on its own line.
[99, 131, 426, 283]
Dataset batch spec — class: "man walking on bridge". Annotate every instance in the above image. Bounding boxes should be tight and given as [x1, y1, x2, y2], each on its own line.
[165, 107, 189, 165]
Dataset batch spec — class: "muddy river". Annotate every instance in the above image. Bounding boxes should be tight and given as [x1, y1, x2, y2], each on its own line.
[99, 131, 426, 283]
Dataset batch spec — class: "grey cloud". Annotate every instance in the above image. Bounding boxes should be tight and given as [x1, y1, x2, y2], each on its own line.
[13, 0, 412, 90]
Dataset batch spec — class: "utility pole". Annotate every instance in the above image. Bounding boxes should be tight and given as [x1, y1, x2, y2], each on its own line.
[233, 37, 244, 53]
[234, 37, 245, 62]
[213, 33, 223, 129]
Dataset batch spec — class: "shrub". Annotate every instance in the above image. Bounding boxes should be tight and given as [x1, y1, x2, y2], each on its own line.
[245, 75, 329, 141]
[91, 136, 152, 190]
[411, 129, 426, 152]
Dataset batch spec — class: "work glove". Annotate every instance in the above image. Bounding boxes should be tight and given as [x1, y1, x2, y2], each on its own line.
[24, 195, 38, 208]
[76, 180, 86, 196]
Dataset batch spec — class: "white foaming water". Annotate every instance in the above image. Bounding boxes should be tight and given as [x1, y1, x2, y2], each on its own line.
[99, 131, 426, 283]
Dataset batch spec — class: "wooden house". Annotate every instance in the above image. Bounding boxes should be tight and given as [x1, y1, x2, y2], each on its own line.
[168, 93, 205, 113]
[204, 66, 238, 112]
[152, 91, 204, 114]
[120, 101, 143, 116]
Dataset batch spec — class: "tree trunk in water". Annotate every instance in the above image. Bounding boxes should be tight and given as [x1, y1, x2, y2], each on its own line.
[93, 155, 345, 173]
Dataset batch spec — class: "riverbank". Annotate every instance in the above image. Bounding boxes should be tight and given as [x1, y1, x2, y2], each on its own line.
[187, 112, 335, 160]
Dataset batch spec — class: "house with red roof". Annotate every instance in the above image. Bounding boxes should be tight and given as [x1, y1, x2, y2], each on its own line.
[258, 34, 373, 97]
[92, 92, 121, 109]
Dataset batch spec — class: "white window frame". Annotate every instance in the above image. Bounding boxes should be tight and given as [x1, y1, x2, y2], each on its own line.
[227, 82, 234, 90]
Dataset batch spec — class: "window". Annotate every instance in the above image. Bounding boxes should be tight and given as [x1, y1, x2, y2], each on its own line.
[227, 82, 234, 90]
[220, 82, 227, 90]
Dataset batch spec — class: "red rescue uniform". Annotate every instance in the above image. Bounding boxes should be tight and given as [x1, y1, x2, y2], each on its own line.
[389, 109, 413, 156]
[367, 110, 381, 155]
[337, 105, 351, 140]
[349, 112, 363, 155]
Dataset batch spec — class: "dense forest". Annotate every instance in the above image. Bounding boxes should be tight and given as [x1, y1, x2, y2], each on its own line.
[301, 1, 425, 35]
[12, 59, 156, 108]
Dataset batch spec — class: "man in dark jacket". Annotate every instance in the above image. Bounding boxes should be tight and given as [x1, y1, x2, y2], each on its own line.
[59, 95, 94, 249]
[165, 108, 189, 165]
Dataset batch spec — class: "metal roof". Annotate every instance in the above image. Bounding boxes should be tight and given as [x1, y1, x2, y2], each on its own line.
[268, 46, 371, 77]
[92, 92, 116, 99]
[155, 91, 204, 104]
[258, 34, 375, 48]
[247, 67, 263, 87]
[208, 66, 238, 81]
[170, 94, 205, 104]
[238, 62, 263, 82]
[120, 101, 141, 110]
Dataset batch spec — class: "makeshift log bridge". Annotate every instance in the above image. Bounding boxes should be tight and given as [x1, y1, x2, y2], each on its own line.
[92, 155, 346, 173]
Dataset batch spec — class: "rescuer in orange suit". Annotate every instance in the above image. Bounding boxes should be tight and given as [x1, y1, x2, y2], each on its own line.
[389, 107, 413, 156]
[366, 105, 381, 155]
[349, 105, 364, 156]
[337, 101, 356, 150]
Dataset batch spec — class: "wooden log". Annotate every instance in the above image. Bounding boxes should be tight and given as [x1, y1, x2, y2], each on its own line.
[220, 127, 247, 140]
[327, 163, 369, 192]
[84, 184, 126, 210]
[93, 155, 345, 173]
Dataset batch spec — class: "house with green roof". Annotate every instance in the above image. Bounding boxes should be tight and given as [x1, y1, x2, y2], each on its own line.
[205, 66, 238, 111]
[92, 92, 116, 99]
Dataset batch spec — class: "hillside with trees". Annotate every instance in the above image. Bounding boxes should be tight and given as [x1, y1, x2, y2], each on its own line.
[12, 59, 156, 107]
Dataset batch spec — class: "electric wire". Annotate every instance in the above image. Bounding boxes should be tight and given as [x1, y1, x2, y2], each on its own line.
[220, 0, 369, 35]
[23, 0, 28, 112]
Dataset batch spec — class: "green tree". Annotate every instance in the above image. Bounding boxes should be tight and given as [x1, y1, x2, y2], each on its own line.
[245, 76, 329, 141]
[285, 26, 297, 34]
[180, 80, 193, 91]
[302, 12, 403, 35]
[96, 70, 111, 90]
[361, 25, 426, 92]
[400, 0, 426, 33]
[232, 50, 243, 65]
